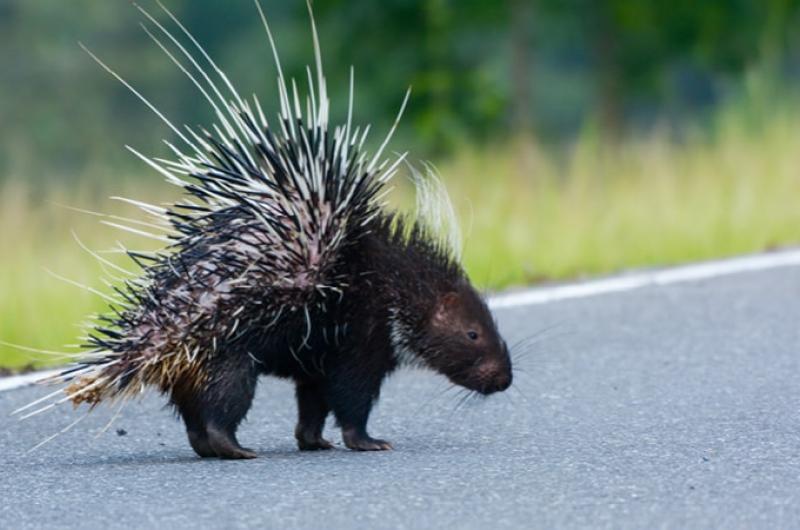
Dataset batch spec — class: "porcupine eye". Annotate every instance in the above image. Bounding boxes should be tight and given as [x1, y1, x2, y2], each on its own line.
[466, 330, 479, 341]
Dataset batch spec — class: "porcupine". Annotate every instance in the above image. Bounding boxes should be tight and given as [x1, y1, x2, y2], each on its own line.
[14, 0, 513, 459]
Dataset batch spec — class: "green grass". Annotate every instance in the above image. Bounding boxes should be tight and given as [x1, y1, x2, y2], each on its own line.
[447, 100, 800, 286]
[0, 182, 172, 370]
[3, 101, 800, 369]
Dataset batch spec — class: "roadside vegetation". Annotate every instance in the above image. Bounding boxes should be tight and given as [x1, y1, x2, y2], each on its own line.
[4, 1, 800, 370]
[3, 93, 799, 369]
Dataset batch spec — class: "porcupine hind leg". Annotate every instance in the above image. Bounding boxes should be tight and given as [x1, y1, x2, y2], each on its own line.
[172, 352, 259, 459]
[173, 396, 215, 458]
[294, 379, 333, 450]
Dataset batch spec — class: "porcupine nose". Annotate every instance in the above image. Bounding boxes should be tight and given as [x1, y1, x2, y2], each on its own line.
[492, 369, 512, 392]
[478, 359, 512, 394]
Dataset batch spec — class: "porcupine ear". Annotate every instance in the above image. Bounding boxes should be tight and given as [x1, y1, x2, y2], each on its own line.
[431, 292, 461, 329]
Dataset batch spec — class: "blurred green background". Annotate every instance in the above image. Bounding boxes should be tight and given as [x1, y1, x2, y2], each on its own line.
[2, 0, 800, 369]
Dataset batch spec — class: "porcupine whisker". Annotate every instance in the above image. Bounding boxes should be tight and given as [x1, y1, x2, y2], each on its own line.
[509, 383, 529, 402]
[413, 382, 460, 417]
[511, 333, 556, 355]
[452, 389, 475, 414]
[510, 331, 573, 368]
[499, 389, 516, 407]
[509, 322, 568, 354]
[448, 388, 469, 414]
[521, 321, 567, 343]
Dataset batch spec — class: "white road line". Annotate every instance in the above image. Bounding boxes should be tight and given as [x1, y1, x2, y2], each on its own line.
[3, 249, 800, 393]
[0, 369, 62, 393]
[489, 249, 800, 309]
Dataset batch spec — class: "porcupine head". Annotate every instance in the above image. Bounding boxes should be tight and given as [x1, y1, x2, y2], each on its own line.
[13, 0, 513, 459]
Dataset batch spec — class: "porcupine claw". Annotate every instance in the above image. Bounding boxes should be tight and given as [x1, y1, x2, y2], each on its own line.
[206, 425, 257, 460]
[342, 428, 393, 451]
[296, 436, 334, 451]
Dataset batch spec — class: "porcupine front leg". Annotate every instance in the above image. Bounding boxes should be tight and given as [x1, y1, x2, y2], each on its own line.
[326, 363, 393, 451]
[172, 351, 259, 459]
[294, 379, 333, 450]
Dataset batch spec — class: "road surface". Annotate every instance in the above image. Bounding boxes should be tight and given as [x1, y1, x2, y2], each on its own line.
[2, 257, 799, 529]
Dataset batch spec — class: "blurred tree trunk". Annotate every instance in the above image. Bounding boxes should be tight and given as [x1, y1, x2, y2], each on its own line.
[510, 0, 536, 177]
[510, 0, 534, 138]
[591, 2, 622, 140]
[760, 0, 790, 73]
[421, 0, 456, 152]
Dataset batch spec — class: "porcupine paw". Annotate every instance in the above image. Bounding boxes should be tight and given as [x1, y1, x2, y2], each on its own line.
[206, 425, 257, 459]
[342, 428, 393, 451]
[296, 430, 334, 451]
[187, 430, 217, 458]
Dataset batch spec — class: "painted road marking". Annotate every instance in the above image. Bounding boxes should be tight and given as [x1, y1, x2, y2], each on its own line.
[489, 249, 800, 309]
[4, 249, 800, 392]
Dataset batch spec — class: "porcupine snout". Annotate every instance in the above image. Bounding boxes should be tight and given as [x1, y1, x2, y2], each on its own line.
[475, 353, 512, 394]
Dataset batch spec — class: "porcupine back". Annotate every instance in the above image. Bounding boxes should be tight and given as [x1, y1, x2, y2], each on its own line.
[14, 0, 450, 420]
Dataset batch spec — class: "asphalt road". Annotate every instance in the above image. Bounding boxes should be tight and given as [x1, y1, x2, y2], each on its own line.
[2, 262, 800, 529]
